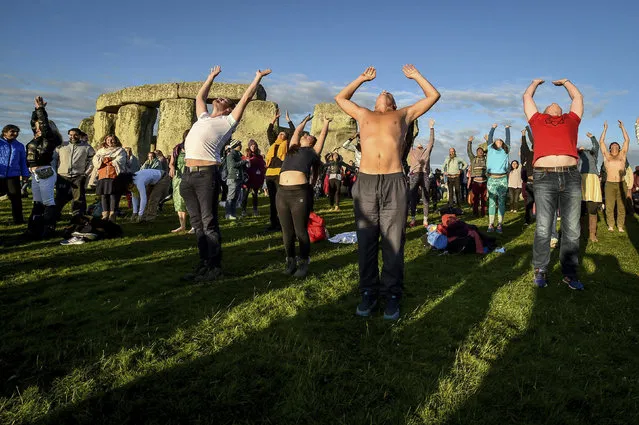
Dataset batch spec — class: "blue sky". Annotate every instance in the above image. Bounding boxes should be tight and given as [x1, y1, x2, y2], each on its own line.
[1, 0, 638, 166]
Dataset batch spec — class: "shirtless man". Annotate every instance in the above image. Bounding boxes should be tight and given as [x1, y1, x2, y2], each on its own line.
[599, 120, 630, 232]
[523, 78, 584, 290]
[335, 65, 440, 320]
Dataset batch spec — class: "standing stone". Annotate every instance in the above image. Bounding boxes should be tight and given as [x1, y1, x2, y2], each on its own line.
[232, 101, 278, 155]
[93, 111, 117, 149]
[156, 99, 196, 156]
[115, 104, 157, 159]
[79, 116, 95, 146]
[310, 103, 358, 162]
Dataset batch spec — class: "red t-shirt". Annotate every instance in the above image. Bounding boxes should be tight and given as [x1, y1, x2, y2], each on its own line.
[528, 112, 581, 165]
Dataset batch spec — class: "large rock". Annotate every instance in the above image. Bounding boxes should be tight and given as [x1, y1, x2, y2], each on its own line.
[93, 112, 117, 149]
[115, 104, 158, 158]
[156, 99, 196, 156]
[96, 83, 179, 113]
[310, 103, 358, 162]
[79, 116, 95, 146]
[232, 101, 278, 154]
[177, 82, 266, 102]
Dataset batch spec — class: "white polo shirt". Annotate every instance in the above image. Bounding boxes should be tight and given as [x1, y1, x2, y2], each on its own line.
[184, 113, 238, 163]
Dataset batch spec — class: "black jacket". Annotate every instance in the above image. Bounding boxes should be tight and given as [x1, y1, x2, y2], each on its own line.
[26, 107, 62, 168]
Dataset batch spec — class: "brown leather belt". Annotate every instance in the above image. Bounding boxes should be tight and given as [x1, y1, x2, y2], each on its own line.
[488, 173, 507, 178]
[533, 165, 578, 172]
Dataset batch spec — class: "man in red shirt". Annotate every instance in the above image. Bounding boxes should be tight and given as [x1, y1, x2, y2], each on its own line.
[523, 79, 584, 290]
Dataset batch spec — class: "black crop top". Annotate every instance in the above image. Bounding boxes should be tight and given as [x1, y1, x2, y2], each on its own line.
[280, 147, 321, 178]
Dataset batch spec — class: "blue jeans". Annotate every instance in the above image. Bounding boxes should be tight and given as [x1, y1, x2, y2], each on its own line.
[532, 168, 581, 278]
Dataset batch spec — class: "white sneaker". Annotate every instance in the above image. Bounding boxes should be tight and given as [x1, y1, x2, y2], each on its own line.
[219, 201, 226, 207]
[61, 236, 86, 245]
[187, 228, 195, 234]
[226, 215, 237, 220]
[72, 231, 98, 241]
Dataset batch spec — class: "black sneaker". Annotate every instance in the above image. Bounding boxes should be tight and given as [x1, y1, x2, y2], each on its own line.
[293, 257, 309, 278]
[183, 261, 207, 281]
[356, 291, 378, 317]
[383, 295, 400, 320]
[283, 257, 297, 276]
[195, 267, 223, 282]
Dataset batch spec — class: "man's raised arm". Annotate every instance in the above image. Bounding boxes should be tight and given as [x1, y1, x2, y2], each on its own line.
[523, 79, 544, 121]
[401, 65, 440, 124]
[619, 120, 630, 156]
[467, 136, 475, 161]
[553, 79, 584, 119]
[196, 66, 221, 117]
[231, 69, 272, 122]
[334, 67, 375, 120]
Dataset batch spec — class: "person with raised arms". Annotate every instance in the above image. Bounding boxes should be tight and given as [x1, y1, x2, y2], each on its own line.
[599, 120, 630, 233]
[277, 114, 330, 278]
[335, 64, 440, 320]
[181, 65, 271, 282]
[523, 78, 584, 290]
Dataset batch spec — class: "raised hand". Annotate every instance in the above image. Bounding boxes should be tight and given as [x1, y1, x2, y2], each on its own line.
[636, 117, 639, 124]
[618, 120, 624, 128]
[323, 117, 333, 124]
[505, 125, 511, 129]
[34, 96, 47, 109]
[429, 118, 435, 128]
[274, 108, 281, 120]
[256, 69, 272, 78]
[208, 66, 221, 79]
[532, 79, 545, 86]
[402, 64, 421, 80]
[468, 136, 474, 142]
[521, 129, 527, 136]
[285, 110, 290, 122]
[492, 123, 498, 129]
[586, 132, 593, 138]
[302, 114, 313, 123]
[552, 79, 569, 86]
[483, 134, 488, 141]
[603, 121, 608, 130]
[360, 66, 376, 82]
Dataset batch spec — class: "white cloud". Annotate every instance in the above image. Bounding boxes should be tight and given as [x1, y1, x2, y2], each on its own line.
[0, 75, 112, 137]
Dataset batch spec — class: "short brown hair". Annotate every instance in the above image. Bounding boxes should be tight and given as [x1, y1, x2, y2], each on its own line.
[2, 124, 20, 137]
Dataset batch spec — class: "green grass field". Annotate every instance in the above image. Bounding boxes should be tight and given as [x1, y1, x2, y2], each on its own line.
[1, 195, 638, 425]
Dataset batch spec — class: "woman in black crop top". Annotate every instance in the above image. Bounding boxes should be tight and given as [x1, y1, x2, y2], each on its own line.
[277, 114, 331, 278]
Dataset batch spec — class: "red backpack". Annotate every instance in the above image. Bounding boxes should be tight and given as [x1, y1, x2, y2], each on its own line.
[308, 212, 327, 243]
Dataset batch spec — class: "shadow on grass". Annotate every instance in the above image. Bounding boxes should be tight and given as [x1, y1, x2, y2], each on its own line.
[26, 240, 534, 424]
[444, 251, 639, 425]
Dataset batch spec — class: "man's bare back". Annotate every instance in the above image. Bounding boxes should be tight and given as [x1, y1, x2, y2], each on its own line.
[334, 65, 440, 175]
[358, 109, 408, 174]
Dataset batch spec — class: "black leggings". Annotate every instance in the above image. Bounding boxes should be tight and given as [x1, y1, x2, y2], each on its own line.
[276, 184, 311, 259]
[101, 194, 121, 213]
[328, 178, 341, 207]
[241, 187, 259, 211]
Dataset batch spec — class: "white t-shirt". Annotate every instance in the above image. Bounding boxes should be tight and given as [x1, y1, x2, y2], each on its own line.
[131, 169, 163, 216]
[184, 113, 238, 163]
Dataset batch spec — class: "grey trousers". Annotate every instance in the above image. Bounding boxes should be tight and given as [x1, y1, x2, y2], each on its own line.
[352, 172, 408, 299]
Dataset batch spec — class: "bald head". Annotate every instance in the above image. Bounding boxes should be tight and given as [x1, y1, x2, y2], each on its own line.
[543, 103, 563, 117]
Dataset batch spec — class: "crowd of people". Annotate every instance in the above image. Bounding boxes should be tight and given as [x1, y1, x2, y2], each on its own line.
[2, 68, 639, 320]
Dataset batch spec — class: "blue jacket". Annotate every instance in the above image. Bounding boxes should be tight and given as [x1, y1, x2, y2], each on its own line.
[0, 138, 30, 178]
[486, 127, 510, 175]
